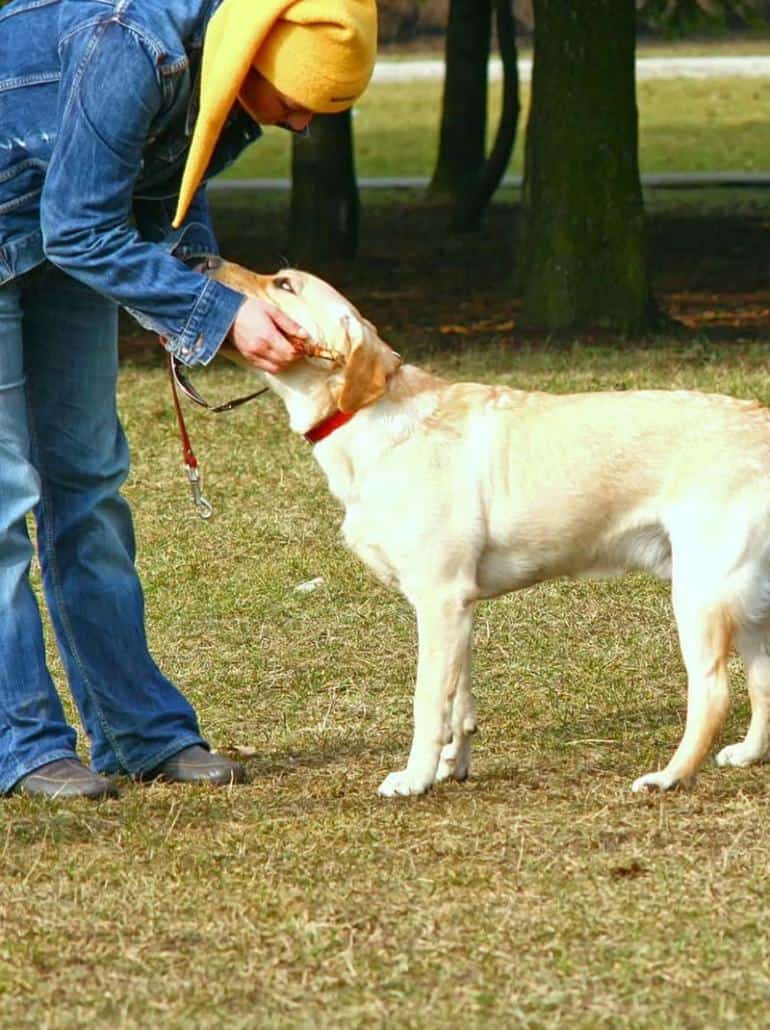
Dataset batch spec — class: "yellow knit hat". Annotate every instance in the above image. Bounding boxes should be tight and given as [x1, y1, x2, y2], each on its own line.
[172, 0, 377, 228]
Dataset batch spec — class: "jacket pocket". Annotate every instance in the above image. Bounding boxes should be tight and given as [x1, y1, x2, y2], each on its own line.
[0, 158, 47, 215]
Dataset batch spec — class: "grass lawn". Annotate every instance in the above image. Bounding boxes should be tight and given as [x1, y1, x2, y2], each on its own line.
[4, 246, 770, 1022]
[223, 75, 770, 182]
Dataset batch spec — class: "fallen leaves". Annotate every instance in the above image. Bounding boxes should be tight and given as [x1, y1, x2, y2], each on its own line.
[439, 318, 517, 335]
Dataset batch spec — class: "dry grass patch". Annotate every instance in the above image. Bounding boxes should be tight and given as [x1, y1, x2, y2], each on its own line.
[4, 343, 770, 1027]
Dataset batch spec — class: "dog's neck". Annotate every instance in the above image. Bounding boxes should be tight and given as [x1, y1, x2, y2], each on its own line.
[311, 365, 445, 453]
[303, 364, 444, 512]
[302, 365, 439, 442]
[304, 408, 357, 444]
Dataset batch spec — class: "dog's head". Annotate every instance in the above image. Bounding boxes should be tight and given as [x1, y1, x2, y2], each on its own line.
[210, 261, 401, 434]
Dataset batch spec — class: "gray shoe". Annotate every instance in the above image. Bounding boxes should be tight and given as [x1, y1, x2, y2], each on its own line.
[141, 745, 245, 786]
[13, 758, 119, 800]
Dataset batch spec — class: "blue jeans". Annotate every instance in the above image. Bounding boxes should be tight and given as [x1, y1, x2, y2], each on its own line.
[0, 262, 206, 792]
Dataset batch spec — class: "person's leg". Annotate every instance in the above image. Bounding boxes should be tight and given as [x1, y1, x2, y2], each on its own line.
[22, 263, 206, 776]
[0, 273, 80, 794]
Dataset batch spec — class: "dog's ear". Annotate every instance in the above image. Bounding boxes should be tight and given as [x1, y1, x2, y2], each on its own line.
[337, 317, 401, 413]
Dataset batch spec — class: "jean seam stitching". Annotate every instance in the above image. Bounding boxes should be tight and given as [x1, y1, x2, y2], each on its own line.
[26, 387, 130, 771]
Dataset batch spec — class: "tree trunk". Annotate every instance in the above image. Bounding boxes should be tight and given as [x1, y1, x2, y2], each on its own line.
[452, 0, 519, 231]
[429, 0, 492, 201]
[519, 0, 655, 331]
[290, 111, 359, 266]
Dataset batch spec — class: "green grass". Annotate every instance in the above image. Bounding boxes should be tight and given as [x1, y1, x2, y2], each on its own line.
[224, 75, 770, 181]
[5, 339, 770, 1027]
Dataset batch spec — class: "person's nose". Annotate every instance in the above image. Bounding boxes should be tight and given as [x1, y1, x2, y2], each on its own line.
[286, 111, 313, 132]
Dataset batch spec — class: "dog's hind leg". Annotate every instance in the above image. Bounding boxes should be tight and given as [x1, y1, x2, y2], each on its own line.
[716, 629, 770, 769]
[632, 576, 733, 793]
[378, 593, 476, 797]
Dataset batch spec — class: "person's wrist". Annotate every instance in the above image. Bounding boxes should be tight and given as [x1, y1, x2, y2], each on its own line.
[229, 296, 249, 344]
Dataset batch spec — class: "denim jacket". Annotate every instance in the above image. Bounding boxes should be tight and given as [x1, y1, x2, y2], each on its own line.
[0, 0, 265, 364]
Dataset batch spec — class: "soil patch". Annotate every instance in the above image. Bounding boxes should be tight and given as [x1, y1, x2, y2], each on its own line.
[120, 194, 770, 362]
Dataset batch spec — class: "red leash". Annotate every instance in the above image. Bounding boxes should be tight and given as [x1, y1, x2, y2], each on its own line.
[167, 351, 213, 519]
[163, 328, 356, 516]
[162, 335, 269, 520]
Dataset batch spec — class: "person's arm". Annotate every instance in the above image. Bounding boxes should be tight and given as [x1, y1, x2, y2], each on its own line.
[134, 185, 305, 375]
[134, 186, 219, 263]
[40, 18, 241, 366]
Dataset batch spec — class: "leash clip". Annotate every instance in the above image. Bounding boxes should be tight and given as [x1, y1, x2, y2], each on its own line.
[185, 464, 213, 520]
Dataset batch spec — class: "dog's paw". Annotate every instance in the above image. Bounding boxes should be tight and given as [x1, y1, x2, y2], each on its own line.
[377, 768, 433, 798]
[715, 741, 769, 768]
[631, 770, 692, 793]
[435, 740, 471, 783]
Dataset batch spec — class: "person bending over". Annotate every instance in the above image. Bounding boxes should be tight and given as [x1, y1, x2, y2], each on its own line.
[0, 0, 376, 798]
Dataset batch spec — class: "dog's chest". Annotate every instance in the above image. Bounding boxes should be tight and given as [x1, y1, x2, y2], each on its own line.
[341, 507, 401, 589]
[314, 450, 402, 587]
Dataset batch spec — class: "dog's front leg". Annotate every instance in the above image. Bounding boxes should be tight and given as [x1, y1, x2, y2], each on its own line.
[378, 594, 475, 798]
[435, 642, 476, 783]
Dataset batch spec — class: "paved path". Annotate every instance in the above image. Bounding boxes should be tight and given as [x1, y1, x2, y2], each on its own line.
[210, 172, 770, 193]
[372, 55, 770, 83]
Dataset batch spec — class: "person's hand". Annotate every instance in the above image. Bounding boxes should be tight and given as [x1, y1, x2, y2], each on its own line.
[230, 297, 307, 374]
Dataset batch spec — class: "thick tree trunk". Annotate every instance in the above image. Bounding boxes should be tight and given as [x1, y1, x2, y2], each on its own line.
[429, 0, 492, 201]
[519, 0, 655, 331]
[290, 111, 359, 266]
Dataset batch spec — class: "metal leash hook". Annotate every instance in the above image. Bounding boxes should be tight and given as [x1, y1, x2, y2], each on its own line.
[185, 463, 213, 520]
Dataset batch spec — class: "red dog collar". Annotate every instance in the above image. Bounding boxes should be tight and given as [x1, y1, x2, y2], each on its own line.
[304, 410, 356, 444]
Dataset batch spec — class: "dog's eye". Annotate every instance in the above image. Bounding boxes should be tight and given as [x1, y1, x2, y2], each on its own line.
[274, 276, 295, 294]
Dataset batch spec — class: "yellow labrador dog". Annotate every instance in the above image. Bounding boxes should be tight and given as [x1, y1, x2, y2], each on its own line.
[213, 260, 770, 798]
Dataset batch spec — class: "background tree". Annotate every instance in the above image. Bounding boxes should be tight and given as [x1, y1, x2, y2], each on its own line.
[290, 111, 359, 266]
[519, 0, 655, 331]
[429, 0, 491, 203]
[638, 0, 766, 32]
[429, 0, 520, 231]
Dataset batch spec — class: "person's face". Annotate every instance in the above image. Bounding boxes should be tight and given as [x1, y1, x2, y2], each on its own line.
[239, 71, 314, 132]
